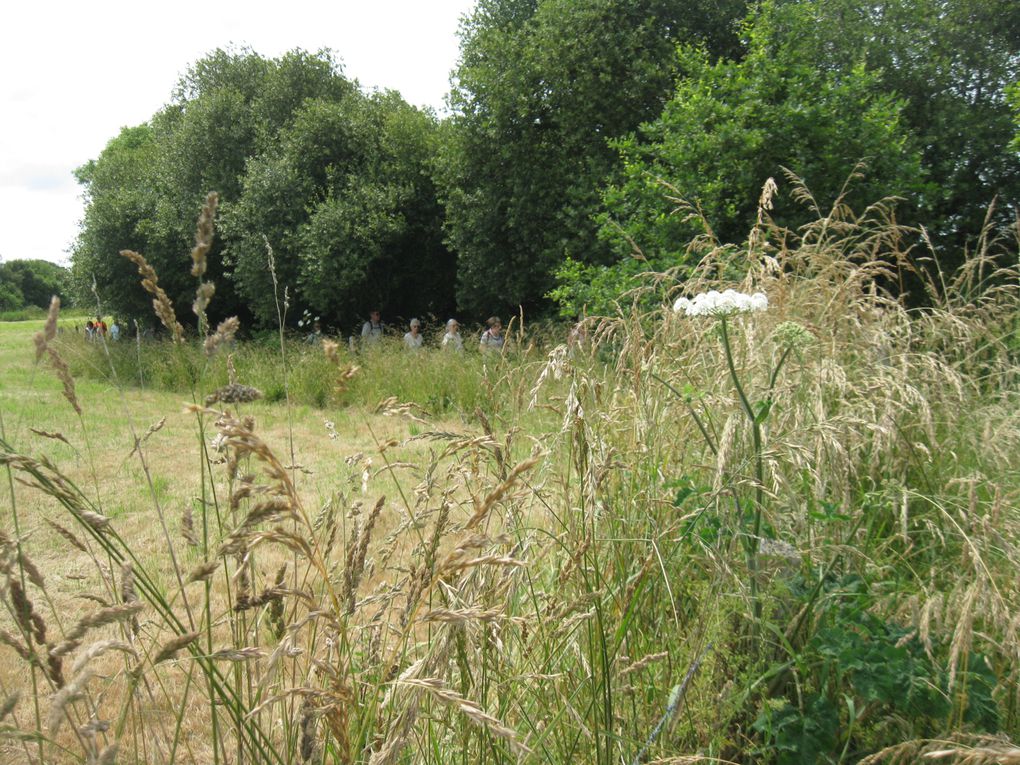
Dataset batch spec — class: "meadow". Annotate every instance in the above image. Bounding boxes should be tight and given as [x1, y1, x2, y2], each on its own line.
[1, 199, 1019, 764]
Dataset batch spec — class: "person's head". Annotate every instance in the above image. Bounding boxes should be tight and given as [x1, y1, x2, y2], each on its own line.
[409, 318, 420, 334]
[487, 316, 501, 333]
[370, 309, 381, 322]
[313, 320, 322, 332]
[86, 321, 94, 329]
[96, 315, 102, 322]
[447, 318, 459, 333]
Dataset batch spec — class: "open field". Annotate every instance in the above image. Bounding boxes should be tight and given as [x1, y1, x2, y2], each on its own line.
[2, 210, 1020, 764]
[0, 318, 470, 763]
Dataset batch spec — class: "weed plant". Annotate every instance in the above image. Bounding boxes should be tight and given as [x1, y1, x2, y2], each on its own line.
[0, 183, 1018, 764]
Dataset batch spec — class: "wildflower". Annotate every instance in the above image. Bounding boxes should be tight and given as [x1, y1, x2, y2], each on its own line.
[772, 321, 814, 350]
[673, 289, 768, 317]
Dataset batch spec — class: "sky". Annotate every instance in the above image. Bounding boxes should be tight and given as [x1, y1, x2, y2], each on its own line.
[0, 0, 477, 267]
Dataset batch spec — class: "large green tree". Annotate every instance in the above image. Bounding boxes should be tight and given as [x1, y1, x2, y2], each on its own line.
[554, 0, 1018, 315]
[72, 48, 449, 331]
[763, 0, 1020, 252]
[224, 90, 453, 327]
[600, 32, 926, 261]
[442, 0, 749, 315]
[146, 49, 356, 325]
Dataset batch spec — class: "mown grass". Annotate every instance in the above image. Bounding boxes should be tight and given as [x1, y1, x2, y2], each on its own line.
[0, 191, 1019, 765]
[0, 307, 89, 323]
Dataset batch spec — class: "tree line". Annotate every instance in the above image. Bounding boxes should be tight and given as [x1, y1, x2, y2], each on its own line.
[0, 260, 69, 313]
[71, 0, 1020, 329]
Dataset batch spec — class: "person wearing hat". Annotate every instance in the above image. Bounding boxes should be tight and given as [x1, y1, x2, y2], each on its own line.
[403, 318, 424, 350]
[442, 318, 463, 351]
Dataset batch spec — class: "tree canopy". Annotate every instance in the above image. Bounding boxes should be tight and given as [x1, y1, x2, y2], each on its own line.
[0, 259, 70, 312]
[552, 0, 1019, 314]
[70, 1, 1019, 325]
[71, 48, 450, 332]
[440, 0, 750, 315]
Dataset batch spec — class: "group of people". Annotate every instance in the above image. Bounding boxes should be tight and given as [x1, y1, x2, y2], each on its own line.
[81, 316, 121, 341]
[345, 310, 505, 353]
[78, 309, 508, 352]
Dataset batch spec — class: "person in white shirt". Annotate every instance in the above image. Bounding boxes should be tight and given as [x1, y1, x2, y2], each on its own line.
[479, 316, 503, 352]
[441, 318, 463, 351]
[403, 318, 423, 350]
[361, 310, 384, 345]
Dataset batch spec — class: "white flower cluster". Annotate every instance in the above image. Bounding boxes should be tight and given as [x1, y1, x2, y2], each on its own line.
[673, 289, 768, 317]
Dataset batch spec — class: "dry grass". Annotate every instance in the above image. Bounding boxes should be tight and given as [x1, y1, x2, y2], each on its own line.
[0, 187, 1018, 764]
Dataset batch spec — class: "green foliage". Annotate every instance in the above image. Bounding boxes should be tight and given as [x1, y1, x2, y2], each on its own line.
[226, 91, 453, 327]
[760, 0, 1020, 255]
[599, 17, 925, 260]
[442, 0, 750, 315]
[0, 259, 70, 311]
[546, 256, 663, 318]
[72, 48, 448, 331]
[0, 278, 23, 313]
[1009, 80, 1020, 153]
[71, 125, 158, 317]
[554, 0, 1018, 314]
[754, 577, 999, 763]
[71, 0, 1018, 325]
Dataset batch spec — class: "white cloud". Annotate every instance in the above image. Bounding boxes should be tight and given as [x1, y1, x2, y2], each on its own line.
[0, 0, 475, 266]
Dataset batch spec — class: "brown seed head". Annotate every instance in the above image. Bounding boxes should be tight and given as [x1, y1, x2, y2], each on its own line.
[190, 191, 219, 278]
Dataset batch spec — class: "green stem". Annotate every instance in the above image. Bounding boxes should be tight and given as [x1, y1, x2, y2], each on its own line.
[649, 372, 718, 457]
[719, 317, 765, 624]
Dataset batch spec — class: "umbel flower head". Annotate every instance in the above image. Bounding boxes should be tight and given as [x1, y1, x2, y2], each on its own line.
[673, 289, 768, 317]
[772, 321, 814, 350]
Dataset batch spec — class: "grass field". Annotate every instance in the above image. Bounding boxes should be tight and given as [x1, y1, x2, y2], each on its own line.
[1, 204, 1020, 764]
[0, 317, 513, 764]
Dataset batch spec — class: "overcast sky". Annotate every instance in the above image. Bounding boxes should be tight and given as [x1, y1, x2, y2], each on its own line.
[0, 0, 476, 267]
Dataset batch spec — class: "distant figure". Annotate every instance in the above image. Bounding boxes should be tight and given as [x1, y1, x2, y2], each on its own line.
[94, 315, 107, 338]
[110, 319, 121, 341]
[85, 320, 95, 341]
[361, 309, 384, 345]
[305, 319, 323, 345]
[479, 316, 504, 352]
[567, 320, 587, 355]
[442, 318, 463, 351]
[404, 318, 423, 350]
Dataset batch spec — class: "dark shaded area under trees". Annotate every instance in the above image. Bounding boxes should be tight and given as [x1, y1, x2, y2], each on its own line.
[71, 0, 1019, 329]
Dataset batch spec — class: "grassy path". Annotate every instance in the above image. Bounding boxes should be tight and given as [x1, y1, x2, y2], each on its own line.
[1, 318, 417, 515]
[0, 317, 455, 762]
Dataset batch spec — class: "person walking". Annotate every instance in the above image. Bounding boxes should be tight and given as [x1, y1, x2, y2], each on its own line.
[479, 316, 504, 352]
[441, 318, 463, 351]
[361, 309, 384, 345]
[404, 318, 424, 350]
